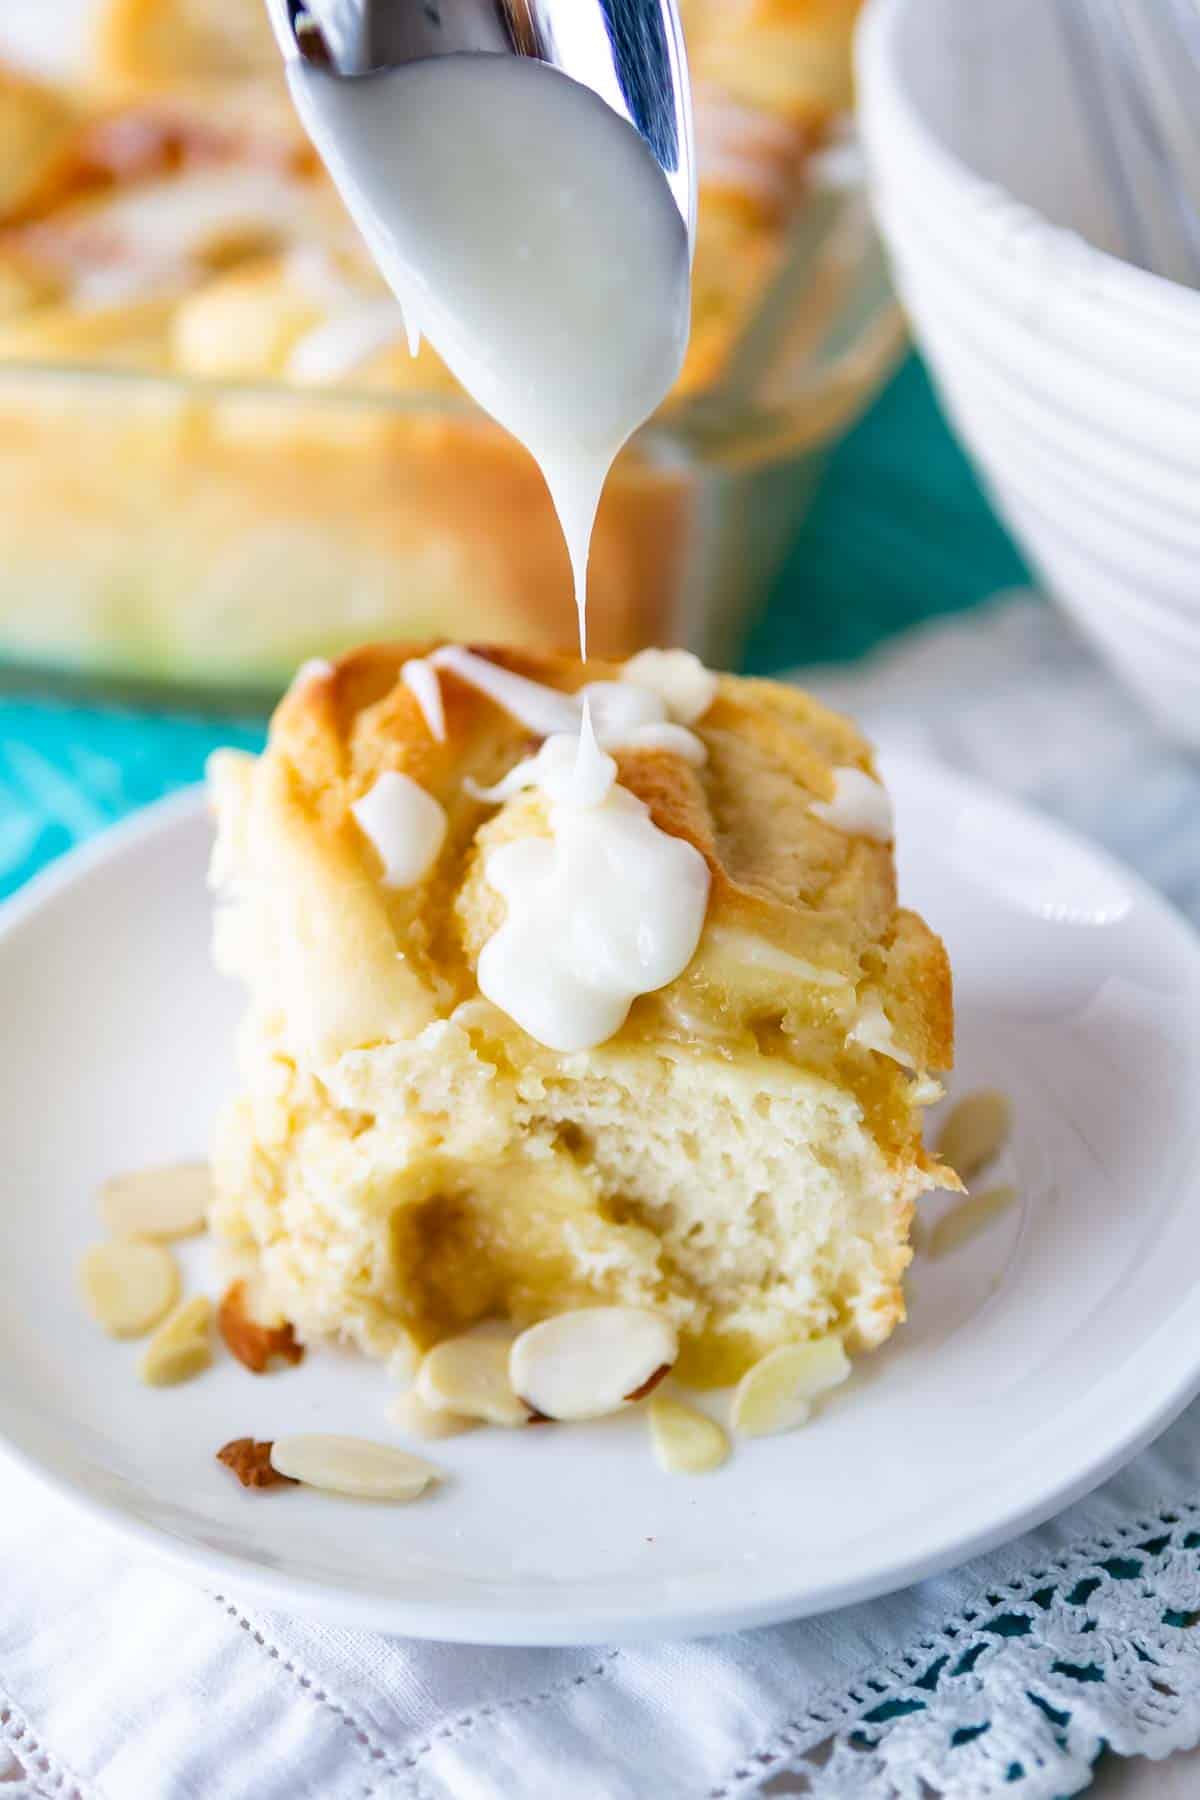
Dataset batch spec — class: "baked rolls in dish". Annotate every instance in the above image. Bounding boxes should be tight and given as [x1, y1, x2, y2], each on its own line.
[0, 0, 869, 681]
[209, 644, 953, 1387]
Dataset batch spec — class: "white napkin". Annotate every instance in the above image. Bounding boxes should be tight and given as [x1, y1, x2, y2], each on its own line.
[6, 596, 1200, 1800]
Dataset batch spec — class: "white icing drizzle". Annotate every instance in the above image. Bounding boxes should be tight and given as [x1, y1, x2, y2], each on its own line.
[477, 778, 710, 1053]
[289, 656, 333, 689]
[284, 54, 709, 1053]
[694, 88, 803, 161]
[401, 657, 446, 742]
[390, 651, 714, 1051]
[285, 52, 690, 658]
[466, 735, 592, 807]
[810, 767, 894, 843]
[40, 168, 325, 300]
[620, 649, 718, 725]
[609, 721, 706, 764]
[350, 771, 447, 888]
[285, 248, 421, 380]
[570, 698, 617, 809]
[285, 244, 355, 307]
[421, 646, 580, 739]
[693, 89, 803, 210]
[401, 647, 711, 771]
[287, 297, 407, 381]
[431, 660, 713, 1049]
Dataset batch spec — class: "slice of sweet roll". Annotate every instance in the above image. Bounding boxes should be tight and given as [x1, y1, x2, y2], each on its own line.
[208, 643, 955, 1387]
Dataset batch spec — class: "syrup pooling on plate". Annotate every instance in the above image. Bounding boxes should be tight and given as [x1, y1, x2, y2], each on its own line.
[285, 52, 691, 655]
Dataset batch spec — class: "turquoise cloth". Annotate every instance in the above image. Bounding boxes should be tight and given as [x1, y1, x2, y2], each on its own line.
[746, 357, 1029, 673]
[0, 354, 1026, 901]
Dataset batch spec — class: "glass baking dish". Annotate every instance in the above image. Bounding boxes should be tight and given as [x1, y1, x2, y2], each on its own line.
[0, 159, 902, 706]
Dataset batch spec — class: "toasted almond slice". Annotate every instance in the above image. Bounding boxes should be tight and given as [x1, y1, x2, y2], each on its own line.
[218, 1278, 304, 1374]
[510, 1307, 678, 1422]
[387, 1389, 479, 1440]
[99, 1161, 210, 1241]
[416, 1335, 530, 1427]
[269, 1434, 441, 1500]
[79, 1241, 179, 1338]
[138, 1296, 213, 1386]
[936, 1090, 1012, 1184]
[732, 1337, 851, 1439]
[648, 1396, 729, 1474]
[216, 1437, 297, 1490]
[927, 1185, 1018, 1259]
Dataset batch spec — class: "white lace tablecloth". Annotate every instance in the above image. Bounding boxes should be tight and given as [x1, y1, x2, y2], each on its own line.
[5, 595, 1200, 1800]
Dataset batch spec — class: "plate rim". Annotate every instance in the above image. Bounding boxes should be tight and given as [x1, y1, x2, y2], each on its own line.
[2, 760, 1200, 1645]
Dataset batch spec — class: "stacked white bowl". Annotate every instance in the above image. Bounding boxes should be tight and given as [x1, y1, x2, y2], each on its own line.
[858, 0, 1200, 744]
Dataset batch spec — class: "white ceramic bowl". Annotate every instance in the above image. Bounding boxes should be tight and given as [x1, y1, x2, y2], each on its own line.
[857, 0, 1200, 743]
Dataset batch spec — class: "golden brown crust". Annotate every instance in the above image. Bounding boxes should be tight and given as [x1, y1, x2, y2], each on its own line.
[270, 641, 953, 1074]
[683, 0, 865, 127]
[94, 0, 281, 93]
[0, 64, 80, 225]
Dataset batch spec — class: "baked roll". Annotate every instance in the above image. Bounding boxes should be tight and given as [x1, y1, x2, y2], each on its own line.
[209, 644, 954, 1387]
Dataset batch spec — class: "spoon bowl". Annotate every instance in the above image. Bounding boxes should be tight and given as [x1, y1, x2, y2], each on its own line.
[264, 0, 695, 245]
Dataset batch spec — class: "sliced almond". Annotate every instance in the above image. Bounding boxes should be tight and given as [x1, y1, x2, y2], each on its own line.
[416, 1334, 531, 1427]
[732, 1337, 851, 1438]
[99, 1161, 210, 1241]
[936, 1090, 1012, 1184]
[927, 1185, 1018, 1259]
[509, 1307, 678, 1422]
[139, 1295, 213, 1386]
[269, 1434, 441, 1500]
[648, 1396, 729, 1474]
[387, 1388, 479, 1440]
[79, 1241, 179, 1338]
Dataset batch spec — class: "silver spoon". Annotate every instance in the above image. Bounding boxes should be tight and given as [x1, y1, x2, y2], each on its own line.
[263, 0, 695, 246]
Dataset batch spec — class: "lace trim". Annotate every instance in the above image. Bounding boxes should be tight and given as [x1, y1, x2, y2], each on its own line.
[0, 1689, 90, 1800]
[715, 1495, 1200, 1798]
[8, 1499, 1200, 1796]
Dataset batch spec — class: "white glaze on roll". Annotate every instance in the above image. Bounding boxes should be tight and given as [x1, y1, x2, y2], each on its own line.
[286, 53, 711, 1052]
[811, 767, 894, 843]
[620, 649, 718, 725]
[477, 778, 710, 1052]
[401, 658, 446, 743]
[290, 656, 333, 689]
[287, 297, 407, 381]
[46, 168, 326, 301]
[402, 647, 710, 771]
[351, 771, 446, 887]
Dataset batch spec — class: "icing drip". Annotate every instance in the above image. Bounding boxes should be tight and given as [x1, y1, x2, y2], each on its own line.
[811, 767, 894, 843]
[350, 771, 447, 887]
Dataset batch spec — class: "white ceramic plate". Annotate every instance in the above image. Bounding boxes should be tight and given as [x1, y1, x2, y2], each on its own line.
[2, 751, 1199, 1646]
